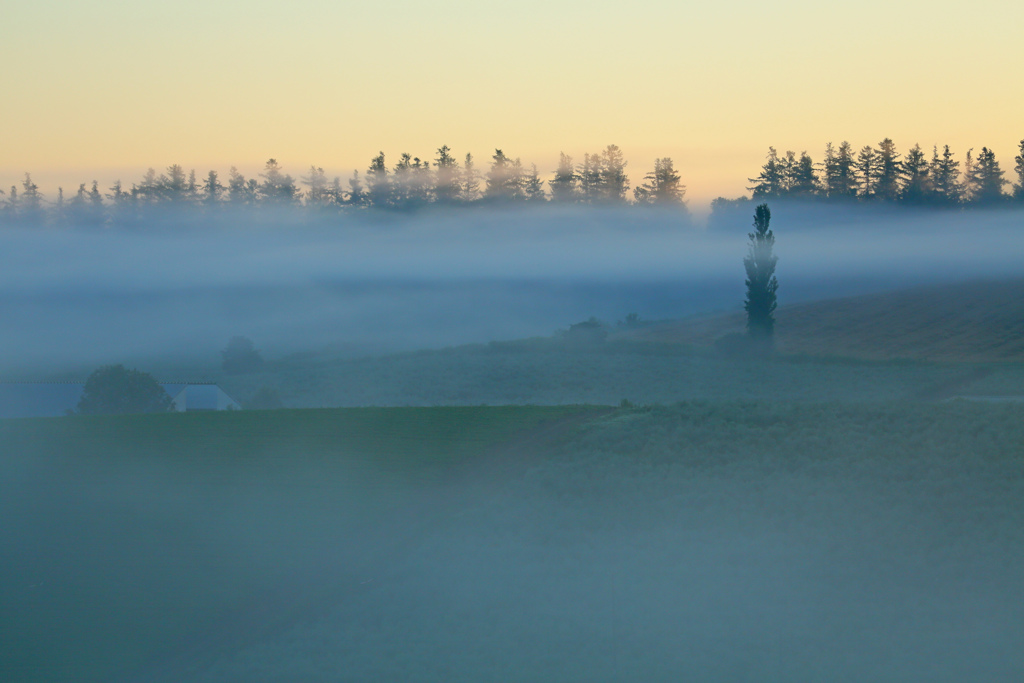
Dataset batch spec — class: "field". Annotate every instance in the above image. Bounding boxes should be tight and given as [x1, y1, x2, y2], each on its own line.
[4, 402, 1024, 682]
[626, 277, 1024, 363]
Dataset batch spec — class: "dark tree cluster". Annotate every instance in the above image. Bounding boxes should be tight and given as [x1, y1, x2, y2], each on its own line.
[0, 146, 687, 227]
[747, 139, 1024, 207]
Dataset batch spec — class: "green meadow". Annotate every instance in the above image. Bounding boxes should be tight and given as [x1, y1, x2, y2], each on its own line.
[4, 401, 1024, 682]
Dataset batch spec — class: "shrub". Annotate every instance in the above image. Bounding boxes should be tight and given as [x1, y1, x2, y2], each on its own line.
[221, 336, 264, 374]
[77, 365, 173, 415]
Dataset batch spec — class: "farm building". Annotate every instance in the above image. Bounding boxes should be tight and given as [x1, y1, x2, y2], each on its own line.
[0, 382, 240, 419]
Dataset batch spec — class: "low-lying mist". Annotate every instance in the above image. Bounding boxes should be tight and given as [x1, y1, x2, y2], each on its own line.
[3, 404, 1022, 682]
[2, 204, 1023, 374]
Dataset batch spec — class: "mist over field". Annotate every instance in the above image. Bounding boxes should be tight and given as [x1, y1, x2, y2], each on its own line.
[3, 405, 1023, 683]
[2, 204, 1023, 374]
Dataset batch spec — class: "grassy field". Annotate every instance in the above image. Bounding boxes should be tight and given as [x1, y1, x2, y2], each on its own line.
[0, 406, 597, 683]
[3, 402, 1024, 682]
[208, 339, 1020, 409]
[626, 277, 1024, 363]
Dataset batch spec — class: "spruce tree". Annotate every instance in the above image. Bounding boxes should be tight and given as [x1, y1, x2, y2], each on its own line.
[579, 152, 604, 203]
[929, 145, 961, 206]
[433, 145, 461, 203]
[259, 159, 299, 204]
[874, 138, 903, 201]
[347, 171, 367, 207]
[202, 170, 224, 206]
[856, 145, 878, 198]
[633, 158, 686, 205]
[901, 144, 930, 204]
[600, 144, 629, 203]
[1014, 139, 1024, 202]
[485, 149, 516, 200]
[744, 203, 778, 344]
[461, 153, 480, 202]
[549, 152, 579, 202]
[523, 164, 546, 202]
[302, 166, 330, 206]
[967, 147, 1006, 204]
[748, 147, 785, 199]
[787, 151, 818, 197]
[366, 152, 391, 207]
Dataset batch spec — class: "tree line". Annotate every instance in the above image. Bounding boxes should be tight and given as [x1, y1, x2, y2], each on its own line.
[4, 138, 1023, 227]
[745, 139, 1024, 206]
[0, 145, 686, 226]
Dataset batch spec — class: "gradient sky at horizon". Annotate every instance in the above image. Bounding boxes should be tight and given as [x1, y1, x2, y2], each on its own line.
[4, 0, 1022, 208]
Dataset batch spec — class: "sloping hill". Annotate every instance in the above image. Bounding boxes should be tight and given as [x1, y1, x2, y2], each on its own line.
[624, 278, 1024, 362]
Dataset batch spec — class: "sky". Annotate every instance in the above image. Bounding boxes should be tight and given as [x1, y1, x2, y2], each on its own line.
[3, 0, 1023, 207]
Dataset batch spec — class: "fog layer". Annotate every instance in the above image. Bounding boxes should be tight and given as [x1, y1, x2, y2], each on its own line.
[3, 404, 1023, 682]
[2, 206, 1023, 373]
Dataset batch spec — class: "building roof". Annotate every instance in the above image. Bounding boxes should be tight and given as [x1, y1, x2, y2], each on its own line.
[0, 382, 240, 419]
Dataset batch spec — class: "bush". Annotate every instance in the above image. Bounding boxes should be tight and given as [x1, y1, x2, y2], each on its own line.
[221, 336, 264, 374]
[77, 365, 173, 415]
[563, 317, 608, 345]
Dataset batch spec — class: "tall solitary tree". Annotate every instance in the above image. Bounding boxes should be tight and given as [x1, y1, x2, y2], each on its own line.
[744, 203, 778, 345]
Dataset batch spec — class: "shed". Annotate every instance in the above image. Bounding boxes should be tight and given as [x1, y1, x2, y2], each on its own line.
[0, 382, 241, 419]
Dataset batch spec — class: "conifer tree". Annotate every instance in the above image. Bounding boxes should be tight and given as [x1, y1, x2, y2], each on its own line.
[20, 173, 42, 213]
[409, 156, 432, 205]
[201, 171, 224, 206]
[748, 147, 785, 199]
[578, 152, 603, 203]
[301, 166, 330, 206]
[874, 138, 903, 201]
[786, 151, 818, 197]
[347, 170, 367, 207]
[633, 158, 686, 205]
[1013, 139, 1024, 202]
[259, 159, 299, 204]
[744, 203, 778, 345]
[961, 149, 976, 203]
[549, 152, 579, 202]
[366, 152, 391, 207]
[967, 147, 1006, 204]
[929, 145, 961, 206]
[821, 141, 857, 199]
[461, 153, 480, 202]
[161, 164, 189, 203]
[227, 167, 253, 205]
[523, 164, 546, 202]
[600, 144, 629, 203]
[433, 145, 461, 203]
[88, 181, 103, 207]
[901, 144, 930, 204]
[855, 145, 878, 198]
[187, 170, 199, 203]
[485, 149, 517, 200]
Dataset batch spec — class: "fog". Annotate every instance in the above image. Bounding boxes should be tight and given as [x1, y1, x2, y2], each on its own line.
[2, 204, 1023, 374]
[3, 403, 1023, 682]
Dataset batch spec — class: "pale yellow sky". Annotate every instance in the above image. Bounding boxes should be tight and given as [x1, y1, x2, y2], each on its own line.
[3, 0, 1022, 207]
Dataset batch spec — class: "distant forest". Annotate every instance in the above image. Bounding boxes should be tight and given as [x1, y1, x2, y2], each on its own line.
[2, 139, 1023, 226]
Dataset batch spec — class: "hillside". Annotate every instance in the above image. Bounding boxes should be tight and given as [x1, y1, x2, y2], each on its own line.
[623, 278, 1024, 362]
